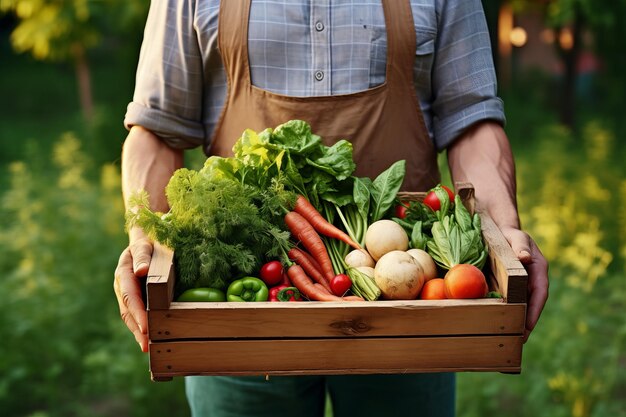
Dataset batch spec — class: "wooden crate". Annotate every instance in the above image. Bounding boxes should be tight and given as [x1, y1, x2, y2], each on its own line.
[145, 184, 528, 381]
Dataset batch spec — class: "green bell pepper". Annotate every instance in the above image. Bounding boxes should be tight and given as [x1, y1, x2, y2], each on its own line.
[226, 277, 269, 302]
[176, 287, 226, 302]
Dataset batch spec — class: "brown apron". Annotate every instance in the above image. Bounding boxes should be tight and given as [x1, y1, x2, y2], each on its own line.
[209, 0, 440, 191]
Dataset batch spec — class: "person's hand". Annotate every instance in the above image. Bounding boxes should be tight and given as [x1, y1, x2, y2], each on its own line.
[500, 226, 549, 342]
[114, 228, 153, 352]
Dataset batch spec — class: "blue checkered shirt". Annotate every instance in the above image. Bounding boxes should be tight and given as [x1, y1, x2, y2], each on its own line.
[125, 0, 505, 151]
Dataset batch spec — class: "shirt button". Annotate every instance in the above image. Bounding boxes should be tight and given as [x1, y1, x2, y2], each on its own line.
[314, 70, 324, 81]
[315, 21, 324, 31]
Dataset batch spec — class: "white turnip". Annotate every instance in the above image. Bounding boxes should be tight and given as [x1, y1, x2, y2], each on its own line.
[406, 249, 438, 282]
[365, 220, 409, 261]
[345, 249, 376, 268]
[374, 250, 425, 300]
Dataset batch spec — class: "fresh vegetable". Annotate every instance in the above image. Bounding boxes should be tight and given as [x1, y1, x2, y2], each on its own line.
[346, 267, 381, 301]
[355, 266, 375, 278]
[226, 277, 269, 302]
[269, 285, 303, 302]
[374, 250, 425, 300]
[126, 176, 293, 293]
[423, 185, 455, 212]
[394, 203, 408, 219]
[406, 248, 438, 282]
[176, 287, 226, 302]
[287, 265, 339, 301]
[294, 195, 361, 249]
[259, 260, 285, 287]
[288, 247, 332, 292]
[287, 265, 363, 301]
[344, 249, 375, 268]
[285, 211, 336, 282]
[277, 286, 303, 301]
[330, 274, 352, 297]
[443, 264, 488, 299]
[426, 195, 488, 271]
[365, 219, 409, 261]
[419, 278, 447, 300]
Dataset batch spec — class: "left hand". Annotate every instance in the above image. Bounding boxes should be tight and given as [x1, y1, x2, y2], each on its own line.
[499, 226, 549, 343]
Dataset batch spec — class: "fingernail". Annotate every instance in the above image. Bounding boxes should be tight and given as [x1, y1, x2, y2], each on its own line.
[520, 250, 531, 259]
[135, 262, 148, 272]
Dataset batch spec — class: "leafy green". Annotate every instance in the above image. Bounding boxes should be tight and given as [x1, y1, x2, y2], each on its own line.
[126, 172, 293, 293]
[426, 195, 488, 270]
[369, 160, 406, 223]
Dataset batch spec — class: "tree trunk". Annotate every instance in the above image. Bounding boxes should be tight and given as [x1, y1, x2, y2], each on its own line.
[73, 43, 94, 124]
[557, 11, 583, 129]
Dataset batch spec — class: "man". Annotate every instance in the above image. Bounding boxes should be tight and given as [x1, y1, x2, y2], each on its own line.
[114, 1, 549, 416]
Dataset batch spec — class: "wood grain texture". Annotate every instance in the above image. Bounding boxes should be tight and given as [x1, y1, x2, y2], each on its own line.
[479, 213, 528, 303]
[146, 243, 175, 310]
[148, 299, 525, 340]
[148, 335, 523, 377]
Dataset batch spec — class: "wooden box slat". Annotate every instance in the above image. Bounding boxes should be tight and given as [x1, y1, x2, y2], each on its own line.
[148, 300, 525, 341]
[148, 335, 523, 378]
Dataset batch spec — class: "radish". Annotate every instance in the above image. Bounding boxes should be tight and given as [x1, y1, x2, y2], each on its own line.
[374, 250, 425, 300]
[365, 220, 409, 261]
[406, 249, 438, 282]
[345, 249, 376, 268]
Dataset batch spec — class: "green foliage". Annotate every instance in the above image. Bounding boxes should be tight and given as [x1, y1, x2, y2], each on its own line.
[456, 115, 626, 417]
[0, 0, 148, 61]
[0, 134, 188, 417]
[127, 168, 293, 293]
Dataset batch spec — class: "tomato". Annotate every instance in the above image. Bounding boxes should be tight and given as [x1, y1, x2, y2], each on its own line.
[259, 260, 284, 286]
[394, 203, 408, 219]
[176, 287, 226, 302]
[423, 185, 455, 212]
[330, 274, 353, 296]
[419, 278, 447, 300]
[444, 264, 488, 299]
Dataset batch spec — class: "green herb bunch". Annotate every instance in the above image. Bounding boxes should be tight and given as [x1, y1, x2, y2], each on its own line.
[126, 167, 293, 292]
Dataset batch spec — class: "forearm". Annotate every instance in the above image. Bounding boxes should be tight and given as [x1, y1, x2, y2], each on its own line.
[447, 121, 520, 230]
[122, 125, 184, 240]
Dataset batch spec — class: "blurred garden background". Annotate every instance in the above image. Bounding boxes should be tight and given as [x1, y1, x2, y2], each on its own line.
[0, 1, 624, 416]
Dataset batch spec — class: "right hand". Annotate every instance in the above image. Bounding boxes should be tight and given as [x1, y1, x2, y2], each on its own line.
[114, 228, 153, 352]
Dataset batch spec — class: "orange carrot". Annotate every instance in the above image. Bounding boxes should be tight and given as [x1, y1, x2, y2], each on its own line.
[285, 211, 336, 282]
[288, 248, 332, 292]
[294, 195, 361, 250]
[288, 265, 347, 301]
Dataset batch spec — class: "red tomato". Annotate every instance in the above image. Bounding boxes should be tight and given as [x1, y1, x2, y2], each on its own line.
[330, 274, 352, 296]
[395, 203, 408, 219]
[259, 261, 284, 286]
[423, 185, 455, 212]
[444, 264, 488, 299]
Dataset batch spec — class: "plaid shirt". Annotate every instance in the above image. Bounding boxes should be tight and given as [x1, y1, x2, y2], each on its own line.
[125, 0, 505, 151]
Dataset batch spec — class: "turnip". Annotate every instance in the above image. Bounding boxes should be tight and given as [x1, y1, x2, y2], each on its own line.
[365, 220, 409, 261]
[406, 249, 438, 282]
[374, 250, 425, 300]
[345, 249, 376, 268]
[355, 266, 375, 279]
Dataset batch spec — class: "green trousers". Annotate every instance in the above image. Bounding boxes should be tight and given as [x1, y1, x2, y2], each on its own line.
[185, 373, 455, 417]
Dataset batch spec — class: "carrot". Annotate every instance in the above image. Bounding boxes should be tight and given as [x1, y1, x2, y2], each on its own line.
[288, 248, 332, 292]
[288, 265, 363, 302]
[294, 195, 361, 250]
[285, 211, 336, 282]
[298, 247, 323, 273]
[288, 265, 340, 301]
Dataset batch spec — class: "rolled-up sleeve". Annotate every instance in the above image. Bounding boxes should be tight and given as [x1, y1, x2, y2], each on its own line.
[124, 0, 204, 149]
[431, 0, 505, 150]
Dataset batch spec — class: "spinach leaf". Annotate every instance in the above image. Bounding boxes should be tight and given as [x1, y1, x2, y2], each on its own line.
[369, 160, 406, 223]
